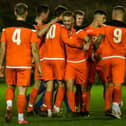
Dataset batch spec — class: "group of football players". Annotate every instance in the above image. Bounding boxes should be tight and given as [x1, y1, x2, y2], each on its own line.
[0, 2, 126, 124]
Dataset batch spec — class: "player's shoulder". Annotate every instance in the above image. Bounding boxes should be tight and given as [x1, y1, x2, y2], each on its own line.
[54, 21, 63, 26]
[105, 20, 126, 28]
[74, 24, 88, 32]
[32, 21, 38, 29]
[76, 28, 85, 34]
[50, 22, 63, 31]
[83, 23, 91, 29]
[3, 20, 35, 30]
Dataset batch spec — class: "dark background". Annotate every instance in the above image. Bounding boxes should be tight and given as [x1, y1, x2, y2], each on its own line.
[0, 0, 126, 27]
[0, 0, 126, 84]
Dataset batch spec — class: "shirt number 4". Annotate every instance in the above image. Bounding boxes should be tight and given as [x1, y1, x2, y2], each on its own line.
[12, 29, 21, 45]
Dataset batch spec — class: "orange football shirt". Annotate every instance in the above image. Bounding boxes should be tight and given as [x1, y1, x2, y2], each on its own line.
[62, 27, 88, 61]
[1, 20, 40, 67]
[99, 20, 126, 57]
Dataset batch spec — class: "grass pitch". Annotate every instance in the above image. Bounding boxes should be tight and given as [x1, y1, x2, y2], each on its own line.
[0, 83, 126, 126]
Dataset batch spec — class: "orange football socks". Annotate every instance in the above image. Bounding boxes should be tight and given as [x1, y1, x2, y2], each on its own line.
[113, 85, 121, 103]
[55, 87, 65, 108]
[27, 87, 39, 112]
[6, 87, 14, 110]
[67, 90, 76, 112]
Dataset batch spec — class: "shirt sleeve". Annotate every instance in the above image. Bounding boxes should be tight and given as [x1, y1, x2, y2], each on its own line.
[31, 29, 40, 43]
[61, 27, 81, 48]
[99, 25, 106, 35]
[1, 28, 6, 42]
[76, 29, 87, 40]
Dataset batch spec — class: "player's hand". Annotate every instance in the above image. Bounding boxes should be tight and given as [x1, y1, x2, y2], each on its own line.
[83, 43, 90, 51]
[49, 17, 59, 25]
[69, 31, 73, 36]
[37, 66, 42, 77]
[91, 52, 96, 62]
[32, 58, 35, 68]
[0, 65, 4, 77]
[94, 54, 102, 62]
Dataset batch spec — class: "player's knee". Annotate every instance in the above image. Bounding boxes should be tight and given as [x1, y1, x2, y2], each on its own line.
[8, 85, 16, 90]
[66, 80, 73, 91]
[34, 80, 41, 89]
[114, 83, 121, 86]
[104, 82, 110, 90]
[46, 81, 53, 91]
[86, 84, 92, 92]
[58, 81, 64, 87]
[18, 86, 27, 95]
[81, 85, 87, 92]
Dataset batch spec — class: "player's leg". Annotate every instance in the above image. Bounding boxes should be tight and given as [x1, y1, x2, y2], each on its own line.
[5, 68, 16, 122]
[17, 68, 31, 124]
[65, 63, 76, 113]
[53, 61, 65, 113]
[53, 80, 65, 113]
[17, 86, 28, 124]
[78, 61, 89, 116]
[27, 79, 41, 114]
[6, 85, 15, 110]
[66, 79, 76, 112]
[39, 80, 54, 117]
[101, 60, 112, 114]
[63, 94, 71, 112]
[85, 61, 96, 114]
[42, 80, 53, 117]
[80, 84, 87, 113]
[75, 85, 82, 111]
[111, 58, 125, 119]
[85, 84, 91, 113]
[27, 63, 43, 114]
[112, 83, 122, 116]
[5, 85, 15, 122]
[34, 93, 44, 110]
[38, 60, 54, 116]
[104, 81, 111, 113]
[34, 82, 46, 110]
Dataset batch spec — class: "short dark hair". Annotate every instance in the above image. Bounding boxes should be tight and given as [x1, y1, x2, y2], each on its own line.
[63, 11, 73, 17]
[54, 5, 67, 17]
[14, 3, 28, 16]
[94, 10, 107, 16]
[113, 5, 126, 13]
[74, 10, 85, 17]
[36, 4, 49, 17]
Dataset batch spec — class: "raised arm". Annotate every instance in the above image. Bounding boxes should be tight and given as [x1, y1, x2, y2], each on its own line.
[94, 34, 104, 52]
[77, 29, 92, 51]
[61, 28, 83, 49]
[37, 18, 58, 37]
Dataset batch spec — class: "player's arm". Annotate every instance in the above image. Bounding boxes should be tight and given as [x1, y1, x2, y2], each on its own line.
[31, 30, 42, 76]
[63, 36, 82, 49]
[94, 25, 105, 52]
[94, 33, 104, 52]
[61, 28, 83, 49]
[81, 36, 92, 51]
[92, 34, 104, 62]
[31, 42, 42, 77]
[77, 30, 92, 51]
[37, 17, 58, 37]
[0, 29, 6, 77]
[0, 42, 6, 71]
